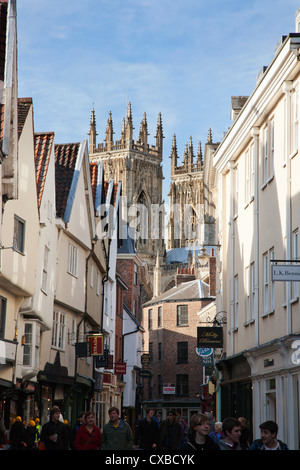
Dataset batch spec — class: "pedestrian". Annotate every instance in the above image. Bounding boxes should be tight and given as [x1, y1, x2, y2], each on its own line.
[250, 420, 288, 450]
[40, 406, 69, 450]
[154, 414, 161, 427]
[134, 413, 142, 438]
[0, 413, 6, 449]
[204, 412, 216, 433]
[158, 409, 181, 450]
[34, 418, 41, 448]
[238, 417, 252, 449]
[101, 406, 133, 450]
[25, 420, 37, 450]
[176, 414, 188, 449]
[64, 419, 72, 449]
[133, 408, 159, 450]
[218, 417, 245, 450]
[70, 411, 85, 449]
[209, 421, 225, 444]
[182, 413, 220, 451]
[9, 416, 27, 450]
[73, 411, 101, 450]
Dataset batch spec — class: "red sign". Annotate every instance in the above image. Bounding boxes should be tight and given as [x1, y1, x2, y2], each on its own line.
[114, 362, 127, 375]
[88, 334, 103, 356]
[163, 383, 176, 394]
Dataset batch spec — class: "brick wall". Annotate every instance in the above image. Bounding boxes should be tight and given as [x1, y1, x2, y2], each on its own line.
[117, 258, 142, 321]
[142, 299, 211, 402]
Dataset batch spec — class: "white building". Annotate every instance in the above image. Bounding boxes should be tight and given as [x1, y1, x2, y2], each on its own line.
[122, 304, 143, 408]
[214, 9, 300, 450]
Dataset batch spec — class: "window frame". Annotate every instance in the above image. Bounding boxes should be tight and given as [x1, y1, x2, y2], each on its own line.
[177, 304, 188, 327]
[13, 215, 25, 254]
[177, 341, 188, 364]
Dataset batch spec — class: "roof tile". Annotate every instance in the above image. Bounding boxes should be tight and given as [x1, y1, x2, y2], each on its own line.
[55, 142, 80, 219]
[34, 132, 54, 209]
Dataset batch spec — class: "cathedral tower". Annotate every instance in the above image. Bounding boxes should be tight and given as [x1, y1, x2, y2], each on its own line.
[167, 128, 219, 250]
[89, 103, 165, 268]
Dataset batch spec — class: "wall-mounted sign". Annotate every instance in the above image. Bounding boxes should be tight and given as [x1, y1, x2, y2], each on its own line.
[197, 327, 223, 348]
[88, 334, 104, 356]
[163, 383, 176, 394]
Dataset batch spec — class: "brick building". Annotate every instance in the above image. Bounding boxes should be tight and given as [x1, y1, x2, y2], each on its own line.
[142, 258, 216, 424]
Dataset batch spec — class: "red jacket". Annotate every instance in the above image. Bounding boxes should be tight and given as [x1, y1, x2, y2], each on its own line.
[74, 424, 102, 450]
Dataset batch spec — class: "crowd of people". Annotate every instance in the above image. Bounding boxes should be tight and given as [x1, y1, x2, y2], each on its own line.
[0, 406, 289, 451]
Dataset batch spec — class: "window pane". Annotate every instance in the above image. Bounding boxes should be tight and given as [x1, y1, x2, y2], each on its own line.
[177, 305, 188, 326]
[177, 342, 188, 363]
[23, 324, 33, 366]
[13, 216, 25, 253]
[0, 297, 6, 339]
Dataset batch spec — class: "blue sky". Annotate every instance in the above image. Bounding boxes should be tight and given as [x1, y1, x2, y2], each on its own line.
[17, 0, 300, 201]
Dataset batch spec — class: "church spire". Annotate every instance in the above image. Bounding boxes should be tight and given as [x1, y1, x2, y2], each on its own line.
[197, 141, 203, 169]
[170, 133, 178, 175]
[88, 106, 98, 153]
[120, 117, 126, 147]
[105, 111, 114, 150]
[125, 102, 133, 148]
[155, 112, 164, 160]
[187, 136, 194, 172]
[207, 128, 213, 143]
[183, 142, 188, 167]
[139, 112, 149, 150]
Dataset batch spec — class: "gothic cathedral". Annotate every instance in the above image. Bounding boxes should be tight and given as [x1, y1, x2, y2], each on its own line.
[88, 104, 219, 297]
[89, 103, 165, 269]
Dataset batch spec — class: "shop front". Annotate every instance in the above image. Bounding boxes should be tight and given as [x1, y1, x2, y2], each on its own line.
[217, 353, 252, 426]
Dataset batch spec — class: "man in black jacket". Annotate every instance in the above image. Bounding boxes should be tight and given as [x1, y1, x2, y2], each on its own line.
[133, 408, 159, 450]
[40, 406, 69, 450]
[158, 409, 182, 450]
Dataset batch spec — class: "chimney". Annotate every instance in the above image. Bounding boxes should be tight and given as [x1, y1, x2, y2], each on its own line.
[175, 266, 196, 286]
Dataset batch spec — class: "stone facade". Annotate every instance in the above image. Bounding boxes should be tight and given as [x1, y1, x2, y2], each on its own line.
[89, 104, 165, 269]
[88, 106, 219, 297]
[167, 129, 219, 250]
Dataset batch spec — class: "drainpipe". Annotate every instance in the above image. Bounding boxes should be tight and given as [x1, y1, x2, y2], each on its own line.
[251, 127, 260, 347]
[229, 161, 235, 355]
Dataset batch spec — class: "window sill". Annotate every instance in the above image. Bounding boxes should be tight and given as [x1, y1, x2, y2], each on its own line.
[260, 309, 275, 318]
[261, 174, 274, 191]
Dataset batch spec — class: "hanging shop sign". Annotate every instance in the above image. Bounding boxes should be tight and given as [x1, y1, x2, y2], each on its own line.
[95, 349, 110, 367]
[114, 362, 127, 375]
[196, 347, 213, 357]
[201, 353, 214, 367]
[271, 264, 300, 281]
[139, 369, 152, 378]
[88, 334, 104, 356]
[197, 327, 223, 348]
[141, 353, 151, 367]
